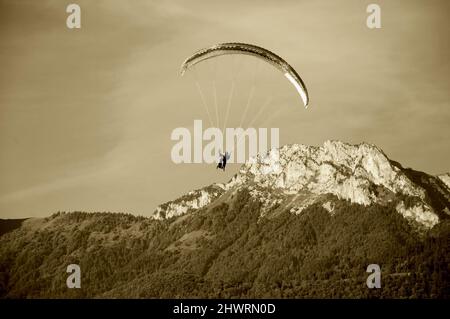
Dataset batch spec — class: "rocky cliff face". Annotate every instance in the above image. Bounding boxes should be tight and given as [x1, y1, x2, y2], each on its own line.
[438, 173, 450, 189]
[153, 141, 449, 230]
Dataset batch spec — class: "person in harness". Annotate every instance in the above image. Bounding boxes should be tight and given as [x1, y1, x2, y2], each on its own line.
[216, 151, 230, 171]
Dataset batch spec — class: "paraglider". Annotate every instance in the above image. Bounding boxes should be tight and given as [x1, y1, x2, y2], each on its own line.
[216, 151, 231, 171]
[179, 42, 310, 172]
[180, 42, 309, 107]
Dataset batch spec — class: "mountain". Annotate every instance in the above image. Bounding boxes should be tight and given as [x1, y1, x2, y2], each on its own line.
[438, 173, 450, 189]
[0, 141, 449, 298]
[153, 141, 449, 230]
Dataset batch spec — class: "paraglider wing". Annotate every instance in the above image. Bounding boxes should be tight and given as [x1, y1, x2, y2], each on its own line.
[180, 43, 309, 107]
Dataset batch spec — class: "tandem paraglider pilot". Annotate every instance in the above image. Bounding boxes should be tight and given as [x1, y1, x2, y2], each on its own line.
[216, 151, 230, 171]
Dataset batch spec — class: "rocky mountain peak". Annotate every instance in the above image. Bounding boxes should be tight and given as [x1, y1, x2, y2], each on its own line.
[153, 141, 449, 230]
[232, 140, 425, 202]
[438, 173, 450, 189]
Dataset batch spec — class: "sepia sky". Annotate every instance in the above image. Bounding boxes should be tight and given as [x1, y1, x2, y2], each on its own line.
[0, 0, 449, 218]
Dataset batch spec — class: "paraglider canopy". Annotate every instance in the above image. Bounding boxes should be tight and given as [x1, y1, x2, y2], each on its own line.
[180, 42, 310, 107]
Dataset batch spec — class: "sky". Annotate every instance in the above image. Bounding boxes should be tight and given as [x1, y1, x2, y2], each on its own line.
[0, 0, 449, 218]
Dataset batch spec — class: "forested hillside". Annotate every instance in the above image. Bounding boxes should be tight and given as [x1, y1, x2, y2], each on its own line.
[0, 189, 448, 298]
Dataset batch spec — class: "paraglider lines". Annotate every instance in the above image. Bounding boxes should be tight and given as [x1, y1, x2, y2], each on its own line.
[238, 59, 260, 129]
[238, 85, 255, 129]
[247, 95, 273, 129]
[212, 80, 220, 129]
[192, 67, 215, 129]
[222, 80, 235, 135]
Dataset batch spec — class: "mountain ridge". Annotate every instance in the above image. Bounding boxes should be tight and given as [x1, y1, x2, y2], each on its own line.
[152, 140, 449, 230]
[0, 140, 448, 298]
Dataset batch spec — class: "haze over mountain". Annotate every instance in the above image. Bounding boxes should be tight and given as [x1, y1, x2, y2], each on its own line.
[0, 141, 448, 298]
